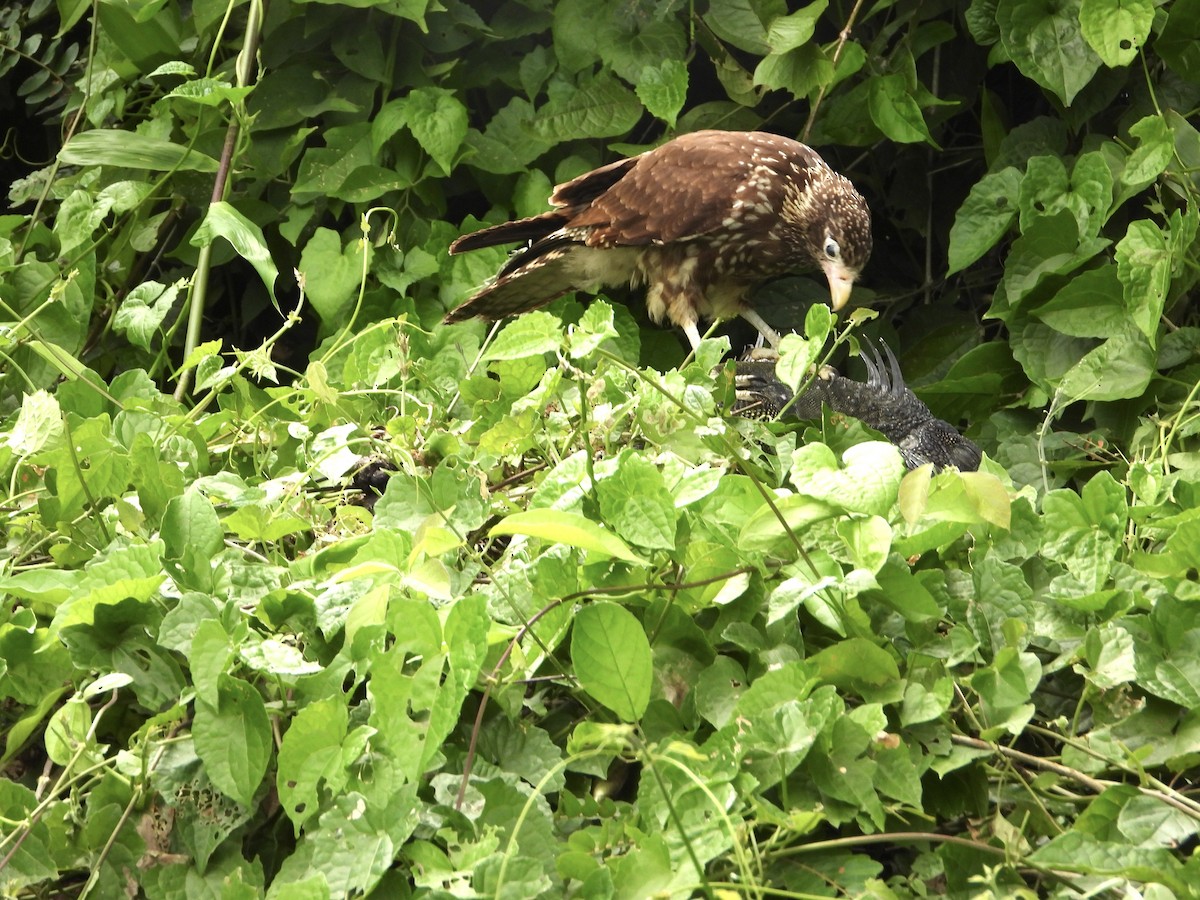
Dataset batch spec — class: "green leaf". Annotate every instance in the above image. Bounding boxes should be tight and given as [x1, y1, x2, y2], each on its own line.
[753, 43, 833, 99]
[484, 312, 563, 361]
[1123, 115, 1174, 191]
[6, 389, 63, 456]
[788, 441, 906, 516]
[297, 227, 369, 323]
[189, 619, 234, 709]
[596, 452, 678, 551]
[58, 130, 220, 171]
[1033, 265, 1125, 338]
[191, 202, 280, 303]
[635, 59, 688, 127]
[946, 167, 1021, 275]
[161, 486, 224, 591]
[969, 648, 1041, 735]
[112, 279, 184, 349]
[1029, 831, 1186, 892]
[996, 0, 1102, 106]
[405, 87, 468, 173]
[1079, 0, 1153, 67]
[193, 675, 272, 807]
[490, 509, 647, 564]
[1056, 324, 1155, 403]
[775, 331, 823, 394]
[531, 71, 644, 142]
[764, 2, 827, 52]
[571, 602, 652, 721]
[1115, 219, 1171, 343]
[809, 638, 901, 694]
[996, 210, 1109, 314]
[739, 493, 839, 552]
[277, 697, 349, 833]
[165, 77, 255, 107]
[568, 301, 618, 358]
[867, 73, 937, 145]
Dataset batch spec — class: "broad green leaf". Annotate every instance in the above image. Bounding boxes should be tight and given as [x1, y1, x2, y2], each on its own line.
[240, 638, 323, 677]
[53, 189, 106, 255]
[764, 2, 827, 52]
[277, 697, 349, 833]
[1029, 831, 1186, 892]
[1056, 325, 1155, 403]
[405, 87, 468, 173]
[788, 441, 905, 515]
[753, 43, 833, 99]
[6, 390, 63, 456]
[191, 202, 280, 303]
[1122, 115, 1174, 193]
[635, 59, 688, 127]
[568, 301, 618, 358]
[809, 638, 901, 694]
[193, 675, 272, 807]
[45, 697, 98, 767]
[996, 0, 1101, 106]
[59, 130, 219, 171]
[873, 563, 942, 623]
[165, 77, 254, 107]
[490, 509, 646, 564]
[551, 0, 687, 82]
[867, 73, 936, 145]
[112, 279, 185, 349]
[996, 210, 1109, 313]
[946, 167, 1020, 275]
[596, 452, 678, 551]
[1156, 0, 1200, 82]
[1033, 264, 1124, 337]
[571, 602, 652, 721]
[739, 492, 839, 552]
[162, 486, 224, 592]
[1115, 219, 1171, 343]
[775, 332, 822, 394]
[531, 72, 644, 142]
[969, 648, 1041, 735]
[836, 515, 891, 573]
[704, 0, 774, 54]
[1079, 0, 1153, 67]
[189, 619, 234, 709]
[484, 312, 563, 361]
[898, 468, 1012, 531]
[297, 227, 369, 323]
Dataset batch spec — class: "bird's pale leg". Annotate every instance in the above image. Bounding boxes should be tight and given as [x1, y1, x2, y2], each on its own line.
[682, 321, 703, 351]
[738, 308, 781, 348]
[739, 308, 782, 360]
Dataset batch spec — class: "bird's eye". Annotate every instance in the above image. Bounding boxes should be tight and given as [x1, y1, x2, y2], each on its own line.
[824, 238, 840, 260]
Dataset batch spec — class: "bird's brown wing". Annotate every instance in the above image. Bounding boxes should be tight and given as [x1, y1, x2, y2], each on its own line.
[569, 131, 828, 246]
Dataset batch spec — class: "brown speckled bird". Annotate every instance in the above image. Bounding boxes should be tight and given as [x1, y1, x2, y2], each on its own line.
[443, 130, 872, 350]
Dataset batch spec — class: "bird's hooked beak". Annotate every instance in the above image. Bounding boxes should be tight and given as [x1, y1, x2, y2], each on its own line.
[821, 261, 856, 311]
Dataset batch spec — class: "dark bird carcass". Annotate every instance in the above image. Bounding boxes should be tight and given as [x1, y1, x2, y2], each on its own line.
[443, 130, 872, 350]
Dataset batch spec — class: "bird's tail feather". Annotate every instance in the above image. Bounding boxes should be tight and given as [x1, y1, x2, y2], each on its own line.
[443, 246, 578, 323]
[450, 211, 567, 254]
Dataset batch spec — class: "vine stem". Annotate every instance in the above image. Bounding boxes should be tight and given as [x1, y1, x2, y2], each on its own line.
[801, 0, 868, 144]
[175, 0, 265, 401]
[952, 733, 1200, 821]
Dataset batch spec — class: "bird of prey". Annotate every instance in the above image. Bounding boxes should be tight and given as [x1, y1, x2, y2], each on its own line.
[443, 130, 872, 350]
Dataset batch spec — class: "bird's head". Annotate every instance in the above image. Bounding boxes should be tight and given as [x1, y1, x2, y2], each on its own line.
[785, 170, 872, 311]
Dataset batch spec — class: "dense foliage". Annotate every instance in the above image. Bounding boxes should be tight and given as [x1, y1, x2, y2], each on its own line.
[2, 0, 1199, 896]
